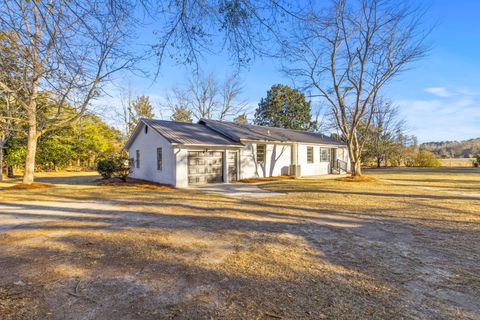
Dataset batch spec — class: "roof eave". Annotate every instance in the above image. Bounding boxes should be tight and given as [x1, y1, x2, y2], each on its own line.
[172, 143, 243, 148]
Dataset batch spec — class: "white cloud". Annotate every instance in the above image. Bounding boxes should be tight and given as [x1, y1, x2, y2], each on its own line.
[424, 87, 454, 97]
[397, 87, 480, 142]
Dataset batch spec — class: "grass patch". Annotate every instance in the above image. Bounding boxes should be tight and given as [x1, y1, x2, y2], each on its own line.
[97, 177, 173, 190]
[239, 176, 296, 183]
[2, 182, 54, 190]
[0, 168, 478, 319]
[336, 175, 378, 182]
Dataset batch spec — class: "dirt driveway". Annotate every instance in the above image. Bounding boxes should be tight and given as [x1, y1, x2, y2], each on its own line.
[0, 169, 479, 319]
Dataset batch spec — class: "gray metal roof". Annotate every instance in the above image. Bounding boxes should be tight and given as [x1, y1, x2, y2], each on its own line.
[141, 118, 242, 146]
[200, 119, 344, 145]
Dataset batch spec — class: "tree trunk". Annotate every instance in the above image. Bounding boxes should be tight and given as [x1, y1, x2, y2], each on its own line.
[0, 146, 3, 182]
[376, 157, 381, 168]
[23, 124, 39, 184]
[347, 138, 363, 177]
[7, 166, 14, 178]
[351, 161, 362, 176]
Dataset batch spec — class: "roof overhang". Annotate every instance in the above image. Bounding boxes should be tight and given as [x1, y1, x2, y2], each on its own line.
[172, 143, 243, 148]
[239, 139, 346, 146]
[124, 121, 145, 150]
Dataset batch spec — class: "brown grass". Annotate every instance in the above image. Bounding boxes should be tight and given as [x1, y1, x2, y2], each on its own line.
[336, 175, 378, 182]
[96, 177, 173, 190]
[239, 175, 296, 183]
[1, 182, 54, 190]
[0, 169, 478, 319]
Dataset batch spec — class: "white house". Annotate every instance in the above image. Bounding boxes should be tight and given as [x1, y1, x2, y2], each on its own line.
[124, 118, 350, 187]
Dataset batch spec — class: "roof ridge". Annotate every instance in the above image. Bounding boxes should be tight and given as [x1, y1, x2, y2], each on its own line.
[201, 118, 330, 138]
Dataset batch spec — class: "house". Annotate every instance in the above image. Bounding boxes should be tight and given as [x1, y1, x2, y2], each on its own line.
[124, 118, 350, 187]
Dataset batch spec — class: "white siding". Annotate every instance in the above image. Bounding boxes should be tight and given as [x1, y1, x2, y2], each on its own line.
[297, 144, 330, 176]
[127, 122, 350, 186]
[128, 123, 175, 185]
[240, 143, 291, 178]
[174, 148, 189, 188]
[174, 146, 239, 187]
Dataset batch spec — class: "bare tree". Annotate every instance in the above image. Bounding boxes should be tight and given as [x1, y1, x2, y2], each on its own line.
[0, 0, 137, 183]
[284, 0, 429, 176]
[362, 99, 406, 167]
[219, 75, 248, 120]
[145, 0, 304, 70]
[163, 72, 247, 121]
[188, 73, 219, 119]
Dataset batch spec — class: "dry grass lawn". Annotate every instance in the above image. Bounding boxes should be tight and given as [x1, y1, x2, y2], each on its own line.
[0, 168, 479, 319]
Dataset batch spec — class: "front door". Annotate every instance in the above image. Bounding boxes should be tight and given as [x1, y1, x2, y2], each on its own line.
[227, 151, 238, 182]
[330, 148, 337, 173]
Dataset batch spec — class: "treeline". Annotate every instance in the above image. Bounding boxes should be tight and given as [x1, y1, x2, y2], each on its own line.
[2, 114, 121, 176]
[421, 138, 480, 158]
[361, 133, 441, 168]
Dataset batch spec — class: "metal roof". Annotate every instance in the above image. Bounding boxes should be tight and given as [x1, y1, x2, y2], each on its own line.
[200, 119, 344, 145]
[125, 118, 345, 150]
[140, 118, 242, 146]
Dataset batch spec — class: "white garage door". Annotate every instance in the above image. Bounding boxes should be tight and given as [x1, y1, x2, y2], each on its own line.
[188, 151, 224, 185]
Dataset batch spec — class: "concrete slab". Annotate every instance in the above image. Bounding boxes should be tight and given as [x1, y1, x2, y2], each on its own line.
[188, 183, 282, 199]
[298, 174, 348, 180]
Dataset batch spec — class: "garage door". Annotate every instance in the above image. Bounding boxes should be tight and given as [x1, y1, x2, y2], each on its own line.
[188, 151, 223, 185]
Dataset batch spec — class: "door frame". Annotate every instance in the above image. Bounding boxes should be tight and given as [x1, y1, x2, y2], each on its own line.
[330, 148, 337, 173]
[227, 150, 239, 182]
[187, 150, 224, 185]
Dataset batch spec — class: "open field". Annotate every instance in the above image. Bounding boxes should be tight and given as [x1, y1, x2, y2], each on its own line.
[0, 168, 479, 319]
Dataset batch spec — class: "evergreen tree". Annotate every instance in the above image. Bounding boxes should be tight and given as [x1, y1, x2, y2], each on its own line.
[127, 95, 155, 134]
[170, 106, 193, 123]
[234, 113, 248, 124]
[254, 84, 316, 130]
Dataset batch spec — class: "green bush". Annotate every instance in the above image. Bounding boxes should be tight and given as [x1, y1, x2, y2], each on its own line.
[97, 155, 131, 181]
[97, 159, 116, 179]
[412, 150, 441, 167]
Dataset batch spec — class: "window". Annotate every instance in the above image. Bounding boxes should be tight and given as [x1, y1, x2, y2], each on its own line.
[307, 147, 314, 163]
[157, 147, 162, 171]
[145, 125, 148, 134]
[256, 144, 266, 163]
[320, 148, 330, 162]
[136, 150, 140, 168]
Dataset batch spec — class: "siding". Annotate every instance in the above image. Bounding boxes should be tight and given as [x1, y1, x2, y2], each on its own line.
[240, 143, 291, 178]
[128, 123, 175, 185]
[297, 144, 330, 175]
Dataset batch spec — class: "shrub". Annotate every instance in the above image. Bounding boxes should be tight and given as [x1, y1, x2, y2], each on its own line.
[97, 159, 116, 179]
[412, 150, 441, 167]
[97, 155, 131, 180]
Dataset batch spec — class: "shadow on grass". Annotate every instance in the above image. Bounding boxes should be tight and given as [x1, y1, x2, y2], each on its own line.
[0, 178, 478, 319]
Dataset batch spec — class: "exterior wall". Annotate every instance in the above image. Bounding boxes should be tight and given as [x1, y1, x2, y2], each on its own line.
[128, 123, 175, 185]
[240, 143, 292, 179]
[127, 123, 350, 186]
[175, 146, 241, 188]
[174, 148, 188, 188]
[335, 147, 351, 171]
[297, 144, 330, 176]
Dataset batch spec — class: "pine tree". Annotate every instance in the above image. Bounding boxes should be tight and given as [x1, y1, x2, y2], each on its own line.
[170, 106, 193, 123]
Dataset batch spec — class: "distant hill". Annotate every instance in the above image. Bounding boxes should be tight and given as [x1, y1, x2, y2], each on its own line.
[421, 138, 480, 158]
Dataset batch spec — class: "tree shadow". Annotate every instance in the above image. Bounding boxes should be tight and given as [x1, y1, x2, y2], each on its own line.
[0, 182, 478, 319]
[35, 174, 99, 186]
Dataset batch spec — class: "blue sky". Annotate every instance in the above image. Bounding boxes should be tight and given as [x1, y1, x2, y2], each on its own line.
[101, 0, 480, 143]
